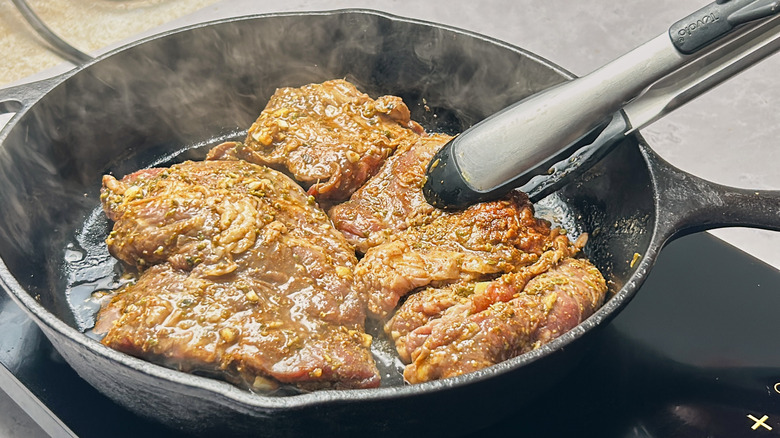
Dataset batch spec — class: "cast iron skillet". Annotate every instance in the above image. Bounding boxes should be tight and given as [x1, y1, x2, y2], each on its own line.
[0, 10, 779, 437]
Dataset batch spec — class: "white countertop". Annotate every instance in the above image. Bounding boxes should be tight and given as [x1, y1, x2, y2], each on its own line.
[1, 0, 779, 435]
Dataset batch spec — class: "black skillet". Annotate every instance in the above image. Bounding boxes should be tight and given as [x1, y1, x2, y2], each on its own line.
[0, 10, 779, 438]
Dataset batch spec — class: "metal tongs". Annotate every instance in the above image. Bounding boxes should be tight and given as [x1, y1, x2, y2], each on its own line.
[423, 0, 780, 209]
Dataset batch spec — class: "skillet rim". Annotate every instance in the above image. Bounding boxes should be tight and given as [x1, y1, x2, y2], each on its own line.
[0, 8, 660, 410]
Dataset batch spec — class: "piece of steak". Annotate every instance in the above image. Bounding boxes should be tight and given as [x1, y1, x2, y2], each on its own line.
[207, 79, 423, 206]
[353, 191, 576, 319]
[96, 160, 379, 391]
[387, 257, 607, 384]
[329, 133, 451, 253]
[385, 242, 574, 363]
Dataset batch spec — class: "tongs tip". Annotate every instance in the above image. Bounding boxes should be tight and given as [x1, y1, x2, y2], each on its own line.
[422, 139, 490, 210]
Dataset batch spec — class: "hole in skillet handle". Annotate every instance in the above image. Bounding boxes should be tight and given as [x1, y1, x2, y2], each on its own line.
[0, 86, 26, 131]
[0, 101, 21, 133]
[0, 99, 23, 115]
[0, 75, 69, 132]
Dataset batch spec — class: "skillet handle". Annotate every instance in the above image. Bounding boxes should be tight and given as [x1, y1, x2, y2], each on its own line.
[0, 75, 64, 116]
[1, 0, 88, 117]
[647, 148, 780, 241]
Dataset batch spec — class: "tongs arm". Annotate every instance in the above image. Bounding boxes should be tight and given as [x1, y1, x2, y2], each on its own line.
[625, 12, 780, 132]
[423, 0, 780, 209]
[519, 12, 780, 202]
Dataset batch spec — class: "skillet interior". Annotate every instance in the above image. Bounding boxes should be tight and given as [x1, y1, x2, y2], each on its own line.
[0, 10, 655, 436]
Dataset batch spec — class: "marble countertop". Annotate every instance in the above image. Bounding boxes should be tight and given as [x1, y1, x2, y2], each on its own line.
[0, 0, 778, 435]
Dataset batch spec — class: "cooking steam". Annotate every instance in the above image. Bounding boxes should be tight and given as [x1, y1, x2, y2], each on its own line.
[0, 10, 570, 345]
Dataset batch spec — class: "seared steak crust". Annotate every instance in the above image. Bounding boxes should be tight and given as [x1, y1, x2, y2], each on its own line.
[97, 160, 378, 391]
[207, 79, 423, 205]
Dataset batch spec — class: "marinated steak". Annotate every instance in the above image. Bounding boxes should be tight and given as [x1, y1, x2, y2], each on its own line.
[207, 79, 423, 205]
[386, 257, 607, 383]
[94, 79, 609, 390]
[353, 191, 575, 319]
[329, 133, 451, 253]
[96, 160, 379, 390]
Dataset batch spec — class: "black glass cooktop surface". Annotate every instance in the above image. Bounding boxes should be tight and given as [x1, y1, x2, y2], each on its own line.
[2, 231, 779, 437]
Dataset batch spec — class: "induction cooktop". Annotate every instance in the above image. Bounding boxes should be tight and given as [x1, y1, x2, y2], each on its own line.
[1, 231, 779, 437]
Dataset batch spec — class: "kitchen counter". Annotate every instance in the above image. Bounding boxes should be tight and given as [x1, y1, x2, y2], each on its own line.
[0, 0, 222, 87]
[1, 0, 779, 436]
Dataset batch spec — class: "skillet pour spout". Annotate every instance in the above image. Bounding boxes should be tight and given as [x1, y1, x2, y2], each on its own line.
[0, 9, 779, 438]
